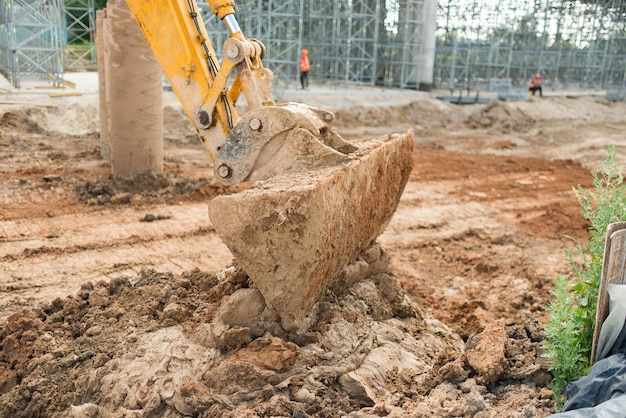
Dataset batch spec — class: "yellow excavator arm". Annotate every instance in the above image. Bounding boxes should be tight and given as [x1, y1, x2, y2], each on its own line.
[126, 0, 356, 186]
[124, 0, 414, 333]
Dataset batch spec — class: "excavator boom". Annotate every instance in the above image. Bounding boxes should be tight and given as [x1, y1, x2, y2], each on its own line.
[126, 0, 414, 332]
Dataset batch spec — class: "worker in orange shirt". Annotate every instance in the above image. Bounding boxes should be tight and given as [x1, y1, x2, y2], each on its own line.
[528, 73, 542, 97]
[300, 49, 310, 90]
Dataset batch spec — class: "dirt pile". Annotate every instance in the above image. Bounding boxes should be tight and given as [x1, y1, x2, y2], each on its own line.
[0, 243, 554, 417]
[74, 171, 245, 206]
[0, 111, 45, 134]
[334, 99, 457, 131]
[4, 86, 621, 416]
[466, 100, 535, 132]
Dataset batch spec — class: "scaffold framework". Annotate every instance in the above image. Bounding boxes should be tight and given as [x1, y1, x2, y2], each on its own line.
[1, 0, 624, 93]
[435, 0, 626, 93]
[0, 0, 95, 88]
[64, 0, 96, 71]
[201, 0, 427, 89]
[0, 0, 65, 88]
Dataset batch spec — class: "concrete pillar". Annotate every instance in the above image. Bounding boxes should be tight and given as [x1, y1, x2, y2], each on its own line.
[419, 0, 437, 91]
[103, 0, 163, 176]
[396, 0, 422, 88]
[95, 10, 109, 160]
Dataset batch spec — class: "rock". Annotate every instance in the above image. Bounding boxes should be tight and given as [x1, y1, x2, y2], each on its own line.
[465, 320, 508, 384]
[339, 321, 461, 405]
[217, 288, 266, 329]
[162, 303, 190, 322]
[208, 288, 282, 348]
[225, 337, 300, 373]
[110, 192, 131, 204]
[221, 326, 251, 350]
[85, 326, 102, 336]
[292, 387, 315, 403]
[69, 403, 100, 417]
[465, 390, 486, 415]
[333, 258, 370, 294]
[291, 332, 321, 346]
[43, 175, 62, 183]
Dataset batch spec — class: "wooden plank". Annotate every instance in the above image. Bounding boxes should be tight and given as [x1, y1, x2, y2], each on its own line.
[48, 92, 83, 98]
[605, 124, 626, 131]
[0, 101, 58, 108]
[62, 79, 77, 89]
[45, 74, 77, 88]
[591, 221, 626, 363]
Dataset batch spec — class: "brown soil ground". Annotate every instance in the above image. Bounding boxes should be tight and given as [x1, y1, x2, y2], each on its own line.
[1, 78, 625, 417]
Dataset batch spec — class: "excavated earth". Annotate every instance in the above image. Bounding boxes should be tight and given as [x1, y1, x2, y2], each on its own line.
[1, 79, 626, 417]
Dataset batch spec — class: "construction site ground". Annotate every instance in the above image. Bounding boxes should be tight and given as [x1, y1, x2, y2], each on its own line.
[1, 72, 625, 417]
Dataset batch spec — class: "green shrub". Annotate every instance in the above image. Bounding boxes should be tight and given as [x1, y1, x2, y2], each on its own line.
[544, 145, 626, 402]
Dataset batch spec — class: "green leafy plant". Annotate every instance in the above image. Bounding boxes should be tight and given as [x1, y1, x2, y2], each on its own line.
[544, 145, 626, 402]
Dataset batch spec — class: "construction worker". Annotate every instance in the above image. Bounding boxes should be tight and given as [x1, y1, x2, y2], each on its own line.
[528, 73, 542, 97]
[300, 49, 310, 90]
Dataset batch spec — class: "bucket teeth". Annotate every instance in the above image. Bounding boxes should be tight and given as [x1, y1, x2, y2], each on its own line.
[208, 130, 414, 333]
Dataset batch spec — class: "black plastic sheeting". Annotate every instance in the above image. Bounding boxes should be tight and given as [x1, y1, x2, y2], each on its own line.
[548, 283, 626, 418]
[548, 353, 626, 417]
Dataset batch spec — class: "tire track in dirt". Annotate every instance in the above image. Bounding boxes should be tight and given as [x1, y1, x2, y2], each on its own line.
[381, 199, 496, 247]
[1, 203, 212, 256]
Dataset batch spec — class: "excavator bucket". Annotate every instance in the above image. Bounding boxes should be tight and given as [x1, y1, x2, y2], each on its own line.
[208, 130, 414, 332]
[123, 0, 413, 333]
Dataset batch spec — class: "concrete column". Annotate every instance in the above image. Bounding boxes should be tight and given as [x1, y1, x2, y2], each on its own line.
[95, 10, 109, 160]
[419, 0, 438, 91]
[103, 0, 163, 176]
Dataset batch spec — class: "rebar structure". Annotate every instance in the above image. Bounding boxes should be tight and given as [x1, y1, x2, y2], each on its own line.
[435, 0, 626, 92]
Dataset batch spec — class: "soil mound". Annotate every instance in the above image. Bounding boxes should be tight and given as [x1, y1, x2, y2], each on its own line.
[0, 111, 45, 134]
[334, 100, 456, 130]
[0, 243, 555, 417]
[74, 172, 246, 205]
[466, 100, 535, 132]
[163, 105, 195, 139]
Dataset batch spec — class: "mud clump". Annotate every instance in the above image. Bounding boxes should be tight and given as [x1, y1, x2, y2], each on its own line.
[0, 243, 556, 417]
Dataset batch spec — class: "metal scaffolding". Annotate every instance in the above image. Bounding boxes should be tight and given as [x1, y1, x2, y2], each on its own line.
[0, 0, 65, 88]
[64, 0, 96, 71]
[0, 0, 95, 88]
[435, 0, 626, 92]
[2, 0, 623, 92]
[201, 0, 427, 89]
